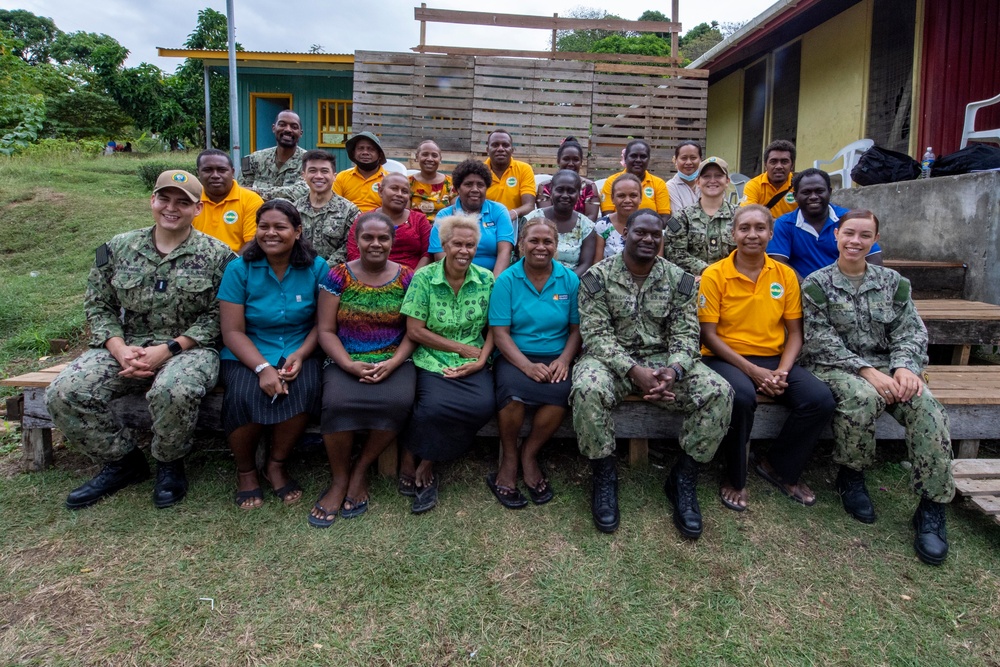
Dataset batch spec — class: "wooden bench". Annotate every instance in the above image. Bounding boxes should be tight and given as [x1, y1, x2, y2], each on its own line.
[914, 299, 1000, 364]
[885, 260, 966, 299]
[5, 364, 999, 474]
[953, 459, 1000, 526]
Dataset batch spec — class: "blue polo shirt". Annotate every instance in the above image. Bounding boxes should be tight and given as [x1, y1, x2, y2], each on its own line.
[217, 255, 329, 365]
[767, 204, 881, 278]
[429, 198, 516, 271]
[488, 258, 579, 356]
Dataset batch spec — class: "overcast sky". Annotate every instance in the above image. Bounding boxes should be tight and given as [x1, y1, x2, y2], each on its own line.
[3, 0, 775, 71]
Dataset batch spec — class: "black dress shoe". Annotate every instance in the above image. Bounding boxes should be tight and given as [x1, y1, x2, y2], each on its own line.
[66, 447, 149, 510]
[666, 454, 703, 539]
[153, 459, 189, 509]
[913, 497, 949, 565]
[591, 456, 620, 533]
[836, 465, 876, 523]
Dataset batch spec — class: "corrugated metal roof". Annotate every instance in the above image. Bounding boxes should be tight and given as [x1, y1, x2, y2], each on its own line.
[157, 48, 354, 63]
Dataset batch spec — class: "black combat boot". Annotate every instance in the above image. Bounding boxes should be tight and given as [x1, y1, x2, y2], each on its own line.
[591, 456, 620, 533]
[65, 447, 150, 509]
[835, 465, 876, 523]
[912, 497, 949, 565]
[153, 459, 189, 509]
[666, 453, 703, 539]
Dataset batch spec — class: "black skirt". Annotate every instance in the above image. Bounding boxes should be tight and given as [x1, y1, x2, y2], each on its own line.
[494, 354, 572, 410]
[404, 366, 495, 462]
[321, 360, 416, 433]
[220, 358, 321, 435]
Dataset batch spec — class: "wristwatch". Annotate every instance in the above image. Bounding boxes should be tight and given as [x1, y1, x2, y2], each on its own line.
[668, 363, 684, 381]
[166, 340, 183, 356]
[254, 362, 271, 374]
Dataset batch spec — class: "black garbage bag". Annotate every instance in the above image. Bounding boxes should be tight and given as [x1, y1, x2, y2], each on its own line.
[850, 145, 921, 186]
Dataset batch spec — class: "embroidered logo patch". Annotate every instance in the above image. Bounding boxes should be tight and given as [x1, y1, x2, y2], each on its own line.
[770, 282, 784, 299]
[372, 183, 380, 192]
[506, 176, 517, 187]
[223, 210, 238, 224]
[172, 173, 187, 183]
[554, 294, 569, 301]
[699, 294, 707, 308]
[644, 186, 654, 198]
[785, 192, 795, 203]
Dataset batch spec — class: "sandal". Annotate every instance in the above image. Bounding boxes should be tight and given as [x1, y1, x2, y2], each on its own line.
[398, 473, 417, 498]
[307, 503, 337, 528]
[754, 456, 817, 507]
[486, 472, 528, 510]
[341, 496, 369, 519]
[262, 458, 302, 505]
[525, 472, 554, 506]
[234, 470, 263, 510]
[719, 486, 748, 512]
[411, 476, 439, 514]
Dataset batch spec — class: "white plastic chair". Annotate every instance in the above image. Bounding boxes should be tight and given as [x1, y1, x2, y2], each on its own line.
[384, 159, 407, 174]
[960, 93, 1000, 148]
[813, 139, 874, 189]
[405, 169, 420, 177]
[729, 172, 750, 205]
[535, 174, 552, 188]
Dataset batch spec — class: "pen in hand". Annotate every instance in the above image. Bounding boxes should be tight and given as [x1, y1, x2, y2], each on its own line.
[271, 356, 288, 404]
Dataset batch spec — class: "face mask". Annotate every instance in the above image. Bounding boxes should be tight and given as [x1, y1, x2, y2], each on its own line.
[355, 159, 381, 171]
[679, 171, 699, 182]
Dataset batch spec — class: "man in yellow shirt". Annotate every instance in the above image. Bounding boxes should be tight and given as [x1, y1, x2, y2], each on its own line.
[333, 131, 388, 212]
[484, 129, 536, 221]
[599, 139, 671, 216]
[193, 149, 263, 253]
[740, 139, 797, 219]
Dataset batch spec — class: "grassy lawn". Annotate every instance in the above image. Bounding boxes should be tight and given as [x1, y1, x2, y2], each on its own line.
[1, 154, 998, 665]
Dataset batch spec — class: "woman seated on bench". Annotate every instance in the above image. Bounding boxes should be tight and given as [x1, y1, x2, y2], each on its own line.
[310, 212, 417, 527]
[486, 217, 581, 509]
[698, 204, 834, 511]
[219, 199, 329, 509]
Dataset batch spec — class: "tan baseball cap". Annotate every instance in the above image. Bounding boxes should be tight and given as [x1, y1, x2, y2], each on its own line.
[695, 156, 730, 178]
[153, 170, 202, 202]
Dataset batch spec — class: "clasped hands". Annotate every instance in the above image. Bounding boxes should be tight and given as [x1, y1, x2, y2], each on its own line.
[629, 365, 677, 402]
[860, 367, 923, 404]
[744, 364, 790, 397]
[111, 342, 170, 379]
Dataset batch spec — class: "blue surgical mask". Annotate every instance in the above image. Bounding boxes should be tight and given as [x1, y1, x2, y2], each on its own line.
[679, 171, 699, 182]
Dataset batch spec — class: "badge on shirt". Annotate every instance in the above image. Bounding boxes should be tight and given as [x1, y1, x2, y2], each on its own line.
[785, 192, 795, 203]
[296, 294, 303, 302]
[372, 183, 380, 193]
[553, 294, 569, 301]
[709, 238, 718, 247]
[699, 294, 707, 309]
[506, 176, 517, 187]
[483, 220, 495, 228]
[223, 210, 239, 225]
[644, 186, 654, 198]
[770, 282, 784, 299]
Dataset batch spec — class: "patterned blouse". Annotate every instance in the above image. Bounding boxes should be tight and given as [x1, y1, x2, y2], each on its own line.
[409, 175, 454, 223]
[319, 263, 414, 363]
[594, 214, 626, 258]
[523, 208, 595, 269]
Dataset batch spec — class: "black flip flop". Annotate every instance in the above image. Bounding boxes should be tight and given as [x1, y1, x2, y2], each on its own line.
[525, 475, 554, 505]
[411, 476, 439, 514]
[341, 496, 369, 519]
[398, 474, 417, 497]
[234, 487, 263, 509]
[719, 487, 748, 512]
[754, 458, 817, 507]
[486, 472, 528, 509]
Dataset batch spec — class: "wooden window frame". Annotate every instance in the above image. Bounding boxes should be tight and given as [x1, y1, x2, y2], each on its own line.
[248, 92, 294, 153]
[317, 99, 353, 148]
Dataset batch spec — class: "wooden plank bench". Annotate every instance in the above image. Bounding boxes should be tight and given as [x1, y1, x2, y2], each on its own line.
[5, 364, 1000, 474]
[914, 299, 1000, 364]
[885, 260, 966, 299]
[953, 459, 1000, 526]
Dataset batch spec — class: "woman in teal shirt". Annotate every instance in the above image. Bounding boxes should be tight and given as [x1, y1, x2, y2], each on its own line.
[399, 213, 496, 513]
[219, 199, 329, 509]
[487, 217, 581, 508]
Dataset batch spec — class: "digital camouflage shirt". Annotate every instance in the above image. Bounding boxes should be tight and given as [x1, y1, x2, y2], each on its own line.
[293, 193, 361, 266]
[239, 146, 309, 201]
[665, 200, 737, 275]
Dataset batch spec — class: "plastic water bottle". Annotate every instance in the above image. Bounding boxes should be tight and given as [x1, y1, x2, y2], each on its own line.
[921, 147, 935, 179]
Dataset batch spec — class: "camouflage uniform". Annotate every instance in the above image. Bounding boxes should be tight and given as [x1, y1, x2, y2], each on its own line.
[801, 264, 955, 503]
[46, 228, 234, 463]
[664, 200, 737, 275]
[239, 146, 309, 202]
[294, 193, 361, 266]
[570, 254, 734, 461]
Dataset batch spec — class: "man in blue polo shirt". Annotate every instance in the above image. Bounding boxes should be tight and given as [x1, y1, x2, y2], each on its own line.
[767, 168, 883, 279]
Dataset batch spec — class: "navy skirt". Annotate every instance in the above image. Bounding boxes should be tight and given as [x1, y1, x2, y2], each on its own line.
[404, 366, 495, 462]
[220, 358, 321, 435]
[494, 354, 572, 410]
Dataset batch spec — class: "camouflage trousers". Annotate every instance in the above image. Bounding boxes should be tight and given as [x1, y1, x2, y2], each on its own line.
[813, 367, 955, 503]
[45, 347, 219, 464]
[570, 356, 734, 461]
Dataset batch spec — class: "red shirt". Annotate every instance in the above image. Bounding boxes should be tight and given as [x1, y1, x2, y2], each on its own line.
[346, 209, 432, 270]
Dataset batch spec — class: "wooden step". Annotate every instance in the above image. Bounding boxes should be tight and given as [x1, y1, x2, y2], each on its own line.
[884, 260, 966, 299]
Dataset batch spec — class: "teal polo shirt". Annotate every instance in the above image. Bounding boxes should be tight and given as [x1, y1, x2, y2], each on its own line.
[489, 258, 580, 356]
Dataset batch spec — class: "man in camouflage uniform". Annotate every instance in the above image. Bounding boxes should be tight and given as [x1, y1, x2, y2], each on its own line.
[664, 156, 738, 275]
[801, 210, 953, 565]
[294, 149, 360, 264]
[46, 171, 235, 510]
[571, 208, 734, 537]
[239, 109, 309, 202]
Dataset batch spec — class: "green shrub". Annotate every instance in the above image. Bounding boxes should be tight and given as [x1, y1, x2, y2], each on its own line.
[19, 137, 105, 157]
[137, 162, 176, 190]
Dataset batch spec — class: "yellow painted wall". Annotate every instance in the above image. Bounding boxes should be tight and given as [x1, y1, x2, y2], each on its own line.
[795, 0, 871, 170]
[706, 71, 742, 167]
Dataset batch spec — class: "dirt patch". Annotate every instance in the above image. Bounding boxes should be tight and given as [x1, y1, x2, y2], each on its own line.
[1, 188, 68, 212]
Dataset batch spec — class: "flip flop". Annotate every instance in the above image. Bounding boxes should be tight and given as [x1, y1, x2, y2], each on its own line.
[525, 475, 554, 505]
[341, 496, 369, 519]
[307, 503, 337, 528]
[398, 474, 417, 497]
[486, 472, 528, 509]
[411, 476, 439, 514]
[234, 487, 263, 510]
[754, 458, 817, 507]
[719, 486, 748, 512]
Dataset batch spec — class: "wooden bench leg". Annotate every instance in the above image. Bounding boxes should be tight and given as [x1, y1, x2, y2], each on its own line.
[955, 439, 980, 459]
[628, 438, 649, 466]
[378, 438, 399, 478]
[951, 344, 972, 365]
[21, 426, 53, 472]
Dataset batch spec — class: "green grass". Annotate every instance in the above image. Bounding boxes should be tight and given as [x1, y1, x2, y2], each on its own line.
[1, 154, 999, 665]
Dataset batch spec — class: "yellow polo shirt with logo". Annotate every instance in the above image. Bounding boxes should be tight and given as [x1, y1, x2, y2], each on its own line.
[697, 251, 801, 357]
[599, 170, 671, 215]
[740, 172, 797, 219]
[484, 158, 536, 211]
[333, 165, 389, 212]
[192, 182, 263, 252]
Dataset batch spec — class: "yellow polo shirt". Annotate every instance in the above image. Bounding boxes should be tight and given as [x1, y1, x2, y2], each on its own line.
[697, 252, 801, 357]
[484, 158, 536, 211]
[192, 182, 263, 252]
[599, 170, 671, 215]
[332, 166, 389, 212]
[740, 172, 797, 219]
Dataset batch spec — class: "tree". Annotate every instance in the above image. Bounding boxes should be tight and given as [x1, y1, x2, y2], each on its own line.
[679, 21, 724, 62]
[0, 9, 61, 65]
[591, 34, 671, 57]
[553, 7, 626, 53]
[636, 10, 671, 40]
